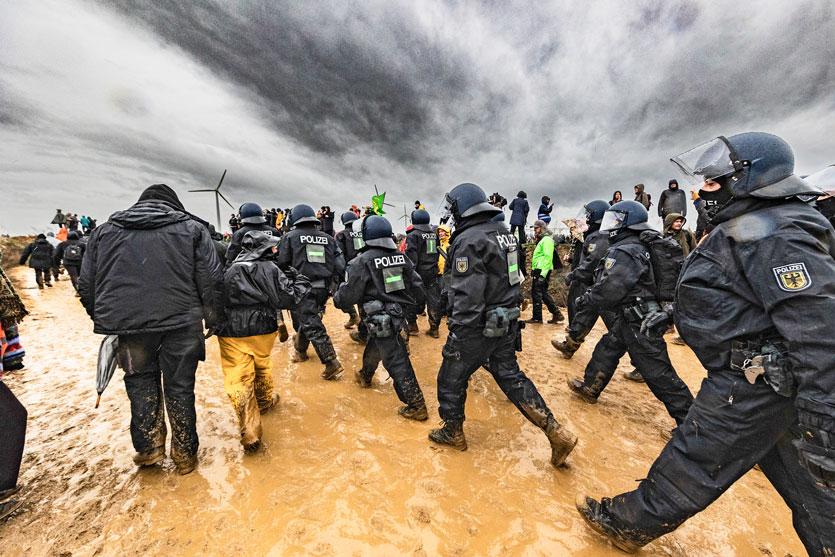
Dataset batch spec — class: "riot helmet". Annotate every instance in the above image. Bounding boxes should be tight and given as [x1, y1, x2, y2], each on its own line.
[289, 204, 319, 227]
[361, 215, 397, 250]
[440, 182, 501, 228]
[341, 211, 358, 226]
[411, 209, 430, 225]
[583, 200, 610, 225]
[239, 202, 266, 224]
[600, 200, 653, 237]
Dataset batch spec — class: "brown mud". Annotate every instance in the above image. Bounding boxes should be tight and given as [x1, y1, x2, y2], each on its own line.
[1, 266, 802, 556]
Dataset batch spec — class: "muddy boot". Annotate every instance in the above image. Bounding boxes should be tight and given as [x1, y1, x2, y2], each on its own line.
[425, 326, 440, 339]
[349, 331, 367, 345]
[133, 447, 165, 467]
[575, 495, 648, 553]
[291, 349, 309, 362]
[259, 393, 280, 414]
[524, 318, 543, 324]
[551, 336, 582, 359]
[243, 440, 262, 453]
[0, 499, 23, 521]
[544, 416, 578, 468]
[399, 402, 429, 421]
[37, 283, 44, 290]
[174, 453, 198, 475]
[344, 313, 359, 329]
[548, 311, 565, 324]
[321, 359, 343, 380]
[407, 321, 419, 336]
[429, 420, 467, 451]
[277, 322, 289, 343]
[623, 369, 645, 383]
[355, 370, 372, 388]
[670, 335, 686, 346]
[567, 378, 599, 404]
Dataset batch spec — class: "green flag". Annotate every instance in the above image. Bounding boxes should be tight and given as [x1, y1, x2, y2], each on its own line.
[371, 192, 386, 215]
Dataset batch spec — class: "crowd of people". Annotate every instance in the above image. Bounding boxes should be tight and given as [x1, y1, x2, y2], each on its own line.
[1, 132, 834, 553]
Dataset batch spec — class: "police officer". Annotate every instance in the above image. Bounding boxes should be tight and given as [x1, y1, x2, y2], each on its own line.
[429, 183, 577, 468]
[404, 209, 442, 338]
[577, 132, 835, 554]
[334, 215, 428, 420]
[276, 204, 345, 380]
[226, 202, 281, 265]
[552, 200, 610, 357]
[567, 201, 693, 422]
[335, 211, 364, 330]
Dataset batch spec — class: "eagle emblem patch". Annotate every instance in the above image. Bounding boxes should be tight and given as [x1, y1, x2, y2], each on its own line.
[773, 263, 811, 292]
[455, 257, 469, 273]
[604, 257, 616, 271]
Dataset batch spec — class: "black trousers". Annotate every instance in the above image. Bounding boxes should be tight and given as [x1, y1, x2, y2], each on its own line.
[437, 323, 553, 428]
[0, 382, 27, 493]
[65, 264, 80, 290]
[583, 311, 693, 424]
[566, 279, 586, 325]
[33, 268, 51, 287]
[567, 282, 598, 340]
[408, 274, 442, 329]
[602, 370, 835, 555]
[360, 318, 424, 407]
[290, 288, 336, 363]
[510, 224, 526, 248]
[531, 273, 559, 321]
[117, 324, 205, 459]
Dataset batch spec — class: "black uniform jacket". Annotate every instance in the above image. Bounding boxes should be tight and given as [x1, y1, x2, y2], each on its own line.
[334, 247, 424, 310]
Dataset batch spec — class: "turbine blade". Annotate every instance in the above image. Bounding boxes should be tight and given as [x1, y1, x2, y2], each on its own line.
[215, 169, 227, 191]
[189, 189, 215, 192]
[218, 191, 235, 209]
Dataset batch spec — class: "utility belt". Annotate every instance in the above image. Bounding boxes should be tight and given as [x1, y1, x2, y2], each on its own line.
[483, 306, 521, 338]
[730, 338, 794, 397]
[622, 298, 661, 323]
[361, 300, 403, 338]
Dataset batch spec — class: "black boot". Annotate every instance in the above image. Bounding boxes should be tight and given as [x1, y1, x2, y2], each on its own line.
[544, 416, 578, 468]
[399, 402, 429, 421]
[425, 326, 440, 338]
[623, 369, 645, 383]
[290, 335, 309, 362]
[575, 495, 650, 553]
[548, 311, 565, 324]
[429, 420, 467, 451]
[407, 321, 419, 335]
[321, 359, 343, 380]
[344, 313, 360, 329]
[355, 370, 372, 388]
[567, 378, 599, 404]
[551, 336, 582, 359]
[349, 331, 367, 345]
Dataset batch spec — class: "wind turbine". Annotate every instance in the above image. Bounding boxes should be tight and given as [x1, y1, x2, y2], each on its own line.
[400, 204, 410, 228]
[189, 169, 233, 230]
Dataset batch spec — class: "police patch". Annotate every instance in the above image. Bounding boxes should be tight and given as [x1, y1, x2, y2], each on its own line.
[587, 244, 596, 253]
[604, 257, 616, 271]
[772, 262, 811, 292]
[455, 257, 469, 273]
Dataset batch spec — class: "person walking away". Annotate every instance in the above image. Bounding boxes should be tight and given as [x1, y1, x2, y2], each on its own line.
[537, 196, 554, 224]
[633, 184, 652, 211]
[44, 232, 62, 283]
[578, 132, 835, 555]
[276, 204, 345, 380]
[66, 213, 79, 232]
[229, 213, 239, 232]
[80, 215, 91, 234]
[429, 183, 577, 467]
[508, 190, 529, 248]
[404, 209, 442, 337]
[609, 191, 622, 206]
[51, 209, 66, 228]
[225, 203, 281, 265]
[567, 201, 693, 422]
[657, 179, 687, 219]
[335, 211, 365, 330]
[78, 184, 224, 474]
[525, 220, 564, 324]
[218, 231, 309, 451]
[19, 234, 54, 289]
[54, 231, 85, 292]
[319, 206, 335, 236]
[334, 215, 429, 420]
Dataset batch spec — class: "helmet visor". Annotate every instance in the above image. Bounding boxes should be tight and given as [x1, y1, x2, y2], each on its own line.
[439, 194, 455, 228]
[671, 137, 737, 184]
[572, 207, 591, 231]
[600, 210, 627, 232]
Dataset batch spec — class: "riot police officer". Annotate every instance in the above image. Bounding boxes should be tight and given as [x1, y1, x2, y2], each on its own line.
[577, 132, 835, 554]
[404, 209, 442, 338]
[225, 202, 281, 265]
[334, 216, 428, 420]
[335, 211, 365, 330]
[567, 201, 693, 422]
[430, 183, 577, 468]
[276, 204, 345, 380]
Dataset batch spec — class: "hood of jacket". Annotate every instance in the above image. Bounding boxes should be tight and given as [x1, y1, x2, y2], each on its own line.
[235, 231, 279, 262]
[663, 212, 685, 233]
[109, 200, 191, 230]
[634, 183, 645, 194]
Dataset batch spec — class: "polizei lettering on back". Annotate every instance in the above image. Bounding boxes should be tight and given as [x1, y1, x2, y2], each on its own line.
[373, 254, 406, 269]
[300, 235, 330, 245]
[496, 234, 518, 250]
[420, 233, 436, 240]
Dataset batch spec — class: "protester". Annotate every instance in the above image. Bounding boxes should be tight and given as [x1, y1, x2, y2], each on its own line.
[489, 192, 508, 210]
[54, 230, 85, 292]
[526, 220, 564, 324]
[537, 196, 554, 224]
[657, 179, 687, 219]
[67, 213, 79, 232]
[508, 190, 529, 247]
[80, 215, 91, 234]
[414, 200, 424, 210]
[633, 183, 652, 210]
[44, 232, 62, 283]
[663, 213, 696, 257]
[217, 231, 308, 452]
[436, 224, 451, 274]
[50, 209, 66, 228]
[79, 184, 224, 475]
[609, 190, 623, 205]
[19, 234, 55, 289]
[318, 206, 335, 236]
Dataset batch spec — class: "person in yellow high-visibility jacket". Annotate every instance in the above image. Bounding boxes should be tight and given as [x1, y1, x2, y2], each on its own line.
[525, 220, 564, 324]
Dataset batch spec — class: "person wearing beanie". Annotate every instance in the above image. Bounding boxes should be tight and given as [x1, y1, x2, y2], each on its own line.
[54, 230, 85, 292]
[18, 234, 55, 289]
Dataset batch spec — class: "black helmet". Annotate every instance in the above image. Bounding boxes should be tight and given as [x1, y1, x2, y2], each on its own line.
[601, 200, 653, 235]
[239, 202, 266, 224]
[361, 215, 397, 249]
[442, 183, 501, 226]
[411, 209, 430, 225]
[341, 211, 358, 226]
[491, 211, 505, 222]
[583, 200, 610, 225]
[289, 204, 319, 227]
[68, 230, 80, 240]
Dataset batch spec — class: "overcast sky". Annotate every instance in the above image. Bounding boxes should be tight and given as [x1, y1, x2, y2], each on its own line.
[1, 0, 833, 235]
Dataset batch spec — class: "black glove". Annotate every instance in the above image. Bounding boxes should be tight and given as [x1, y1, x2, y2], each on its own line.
[640, 308, 673, 337]
[531, 268, 541, 279]
[283, 265, 299, 281]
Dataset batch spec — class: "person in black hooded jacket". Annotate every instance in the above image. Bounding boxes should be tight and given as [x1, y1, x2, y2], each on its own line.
[19, 234, 55, 289]
[53, 231, 85, 292]
[217, 231, 310, 452]
[78, 184, 224, 475]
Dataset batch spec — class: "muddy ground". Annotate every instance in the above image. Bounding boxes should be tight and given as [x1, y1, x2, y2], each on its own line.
[0, 265, 803, 556]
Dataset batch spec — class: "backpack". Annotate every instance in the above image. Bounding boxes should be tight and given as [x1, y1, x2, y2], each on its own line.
[64, 243, 83, 263]
[639, 230, 683, 302]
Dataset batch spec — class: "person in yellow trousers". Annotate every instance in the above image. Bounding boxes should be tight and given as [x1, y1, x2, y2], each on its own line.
[218, 231, 310, 452]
